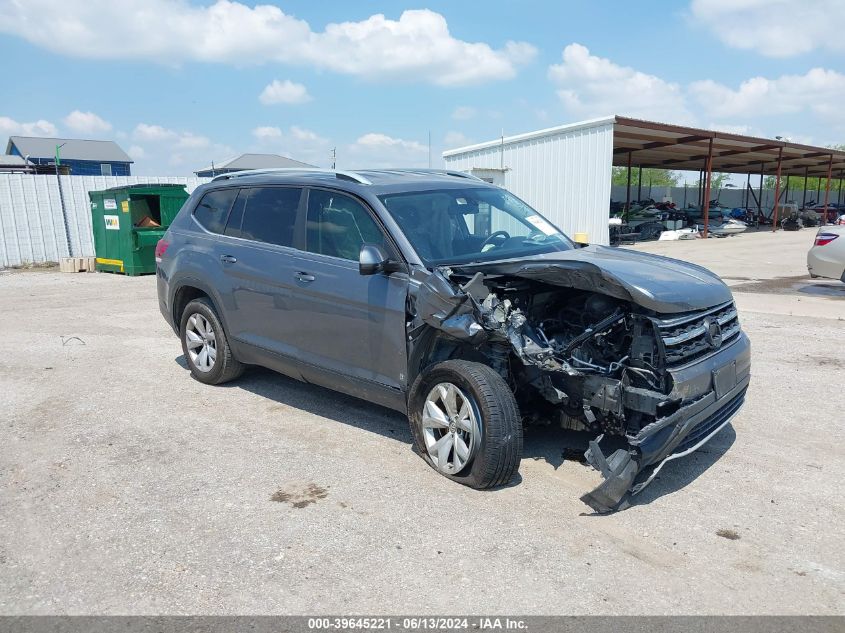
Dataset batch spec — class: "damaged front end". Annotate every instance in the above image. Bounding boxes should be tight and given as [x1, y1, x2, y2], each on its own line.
[411, 261, 751, 512]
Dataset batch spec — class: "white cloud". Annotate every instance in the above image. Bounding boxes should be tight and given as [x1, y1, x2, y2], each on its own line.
[127, 122, 232, 175]
[443, 131, 473, 148]
[545, 44, 845, 140]
[451, 106, 476, 120]
[548, 44, 693, 123]
[355, 133, 427, 153]
[63, 110, 111, 134]
[346, 133, 429, 168]
[689, 68, 845, 122]
[290, 126, 321, 142]
[132, 123, 177, 142]
[0, 116, 57, 137]
[250, 125, 330, 166]
[175, 132, 211, 149]
[0, 2, 535, 86]
[259, 79, 311, 105]
[132, 123, 209, 149]
[690, 0, 845, 57]
[252, 126, 282, 140]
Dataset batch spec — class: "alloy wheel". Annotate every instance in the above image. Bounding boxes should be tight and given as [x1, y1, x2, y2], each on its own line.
[421, 382, 480, 474]
[184, 313, 217, 373]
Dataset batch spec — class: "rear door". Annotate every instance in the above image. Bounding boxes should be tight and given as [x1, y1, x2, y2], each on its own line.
[284, 187, 408, 390]
[216, 186, 306, 360]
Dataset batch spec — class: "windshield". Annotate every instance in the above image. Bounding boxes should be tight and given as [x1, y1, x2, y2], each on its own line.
[378, 187, 575, 266]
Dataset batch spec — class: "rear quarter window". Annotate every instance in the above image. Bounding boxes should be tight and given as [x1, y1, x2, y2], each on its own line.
[193, 188, 238, 234]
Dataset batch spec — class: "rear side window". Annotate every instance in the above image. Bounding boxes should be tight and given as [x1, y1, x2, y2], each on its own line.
[305, 189, 388, 261]
[194, 188, 237, 234]
[240, 187, 302, 248]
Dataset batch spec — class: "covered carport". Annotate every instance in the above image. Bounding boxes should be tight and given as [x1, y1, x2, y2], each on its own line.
[613, 117, 845, 236]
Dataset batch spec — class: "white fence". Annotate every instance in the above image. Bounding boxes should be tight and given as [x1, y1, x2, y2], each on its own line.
[0, 175, 210, 267]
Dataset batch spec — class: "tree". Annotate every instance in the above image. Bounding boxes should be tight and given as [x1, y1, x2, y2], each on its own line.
[694, 172, 730, 190]
[611, 167, 679, 187]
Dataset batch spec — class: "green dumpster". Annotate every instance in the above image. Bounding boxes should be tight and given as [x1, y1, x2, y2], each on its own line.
[89, 184, 189, 276]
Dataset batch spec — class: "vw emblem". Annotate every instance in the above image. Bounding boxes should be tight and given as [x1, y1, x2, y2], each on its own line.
[703, 317, 723, 348]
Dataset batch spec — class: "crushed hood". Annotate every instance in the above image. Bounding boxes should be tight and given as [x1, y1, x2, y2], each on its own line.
[451, 245, 732, 314]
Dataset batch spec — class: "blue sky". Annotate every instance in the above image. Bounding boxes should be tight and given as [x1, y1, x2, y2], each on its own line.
[1, 0, 843, 175]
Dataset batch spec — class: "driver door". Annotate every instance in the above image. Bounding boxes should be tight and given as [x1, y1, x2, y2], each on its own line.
[285, 188, 409, 396]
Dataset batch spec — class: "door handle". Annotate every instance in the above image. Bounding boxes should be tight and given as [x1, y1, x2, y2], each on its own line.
[295, 271, 315, 283]
[220, 255, 237, 264]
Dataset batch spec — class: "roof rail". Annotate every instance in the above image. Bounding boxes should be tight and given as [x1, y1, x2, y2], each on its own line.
[211, 167, 372, 185]
[368, 168, 485, 182]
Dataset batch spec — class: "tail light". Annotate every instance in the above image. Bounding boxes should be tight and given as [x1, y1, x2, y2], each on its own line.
[814, 233, 839, 247]
[155, 239, 170, 262]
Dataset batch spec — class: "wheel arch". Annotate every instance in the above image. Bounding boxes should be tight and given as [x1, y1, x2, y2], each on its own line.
[171, 277, 228, 333]
[407, 328, 497, 400]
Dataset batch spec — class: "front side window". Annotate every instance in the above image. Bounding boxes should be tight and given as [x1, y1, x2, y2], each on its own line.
[239, 187, 302, 247]
[305, 189, 387, 261]
[194, 188, 238, 234]
[378, 187, 574, 266]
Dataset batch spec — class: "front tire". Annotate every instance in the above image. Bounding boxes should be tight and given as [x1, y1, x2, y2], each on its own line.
[179, 297, 244, 385]
[409, 360, 522, 489]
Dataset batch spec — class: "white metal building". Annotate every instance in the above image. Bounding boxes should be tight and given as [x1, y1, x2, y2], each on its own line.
[443, 116, 615, 246]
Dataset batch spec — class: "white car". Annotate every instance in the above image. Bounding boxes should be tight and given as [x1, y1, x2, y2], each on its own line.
[807, 226, 845, 282]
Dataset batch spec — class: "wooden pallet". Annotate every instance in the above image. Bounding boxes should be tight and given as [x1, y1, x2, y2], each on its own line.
[59, 257, 96, 273]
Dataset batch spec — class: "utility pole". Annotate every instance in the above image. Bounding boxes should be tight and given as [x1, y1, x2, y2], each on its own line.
[54, 143, 73, 257]
[331, 147, 336, 170]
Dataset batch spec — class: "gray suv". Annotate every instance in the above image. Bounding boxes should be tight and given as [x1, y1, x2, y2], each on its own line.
[156, 168, 750, 512]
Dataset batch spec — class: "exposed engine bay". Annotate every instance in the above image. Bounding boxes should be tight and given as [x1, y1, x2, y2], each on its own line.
[410, 264, 750, 512]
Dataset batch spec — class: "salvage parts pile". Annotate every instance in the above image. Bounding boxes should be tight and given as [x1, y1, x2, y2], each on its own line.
[412, 253, 751, 512]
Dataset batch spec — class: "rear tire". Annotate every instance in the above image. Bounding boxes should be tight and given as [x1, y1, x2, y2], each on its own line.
[409, 360, 522, 489]
[180, 297, 244, 385]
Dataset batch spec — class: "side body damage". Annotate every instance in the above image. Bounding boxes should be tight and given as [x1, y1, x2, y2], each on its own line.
[408, 255, 751, 512]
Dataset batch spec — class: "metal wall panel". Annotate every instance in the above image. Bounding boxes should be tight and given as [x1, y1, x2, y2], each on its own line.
[0, 175, 209, 267]
[443, 119, 615, 245]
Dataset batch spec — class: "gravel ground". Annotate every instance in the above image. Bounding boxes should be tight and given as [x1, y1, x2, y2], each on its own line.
[1, 230, 843, 614]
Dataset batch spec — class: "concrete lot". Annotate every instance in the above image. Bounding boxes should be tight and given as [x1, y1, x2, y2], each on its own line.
[1, 229, 843, 614]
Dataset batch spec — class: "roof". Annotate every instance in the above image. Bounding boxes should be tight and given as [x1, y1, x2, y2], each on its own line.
[0, 155, 28, 166]
[195, 153, 315, 174]
[443, 115, 845, 178]
[612, 117, 845, 178]
[6, 136, 133, 163]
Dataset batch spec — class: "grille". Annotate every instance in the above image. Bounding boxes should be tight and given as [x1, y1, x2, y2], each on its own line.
[653, 301, 741, 367]
[674, 388, 746, 454]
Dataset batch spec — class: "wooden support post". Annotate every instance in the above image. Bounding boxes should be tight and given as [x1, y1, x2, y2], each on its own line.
[702, 138, 714, 238]
[838, 171, 843, 205]
[771, 147, 784, 232]
[758, 163, 764, 221]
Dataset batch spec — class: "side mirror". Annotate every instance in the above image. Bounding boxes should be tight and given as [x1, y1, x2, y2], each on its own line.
[359, 244, 390, 275]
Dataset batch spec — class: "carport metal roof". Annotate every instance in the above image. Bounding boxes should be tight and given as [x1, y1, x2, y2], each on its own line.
[612, 116, 843, 235]
[613, 116, 845, 178]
